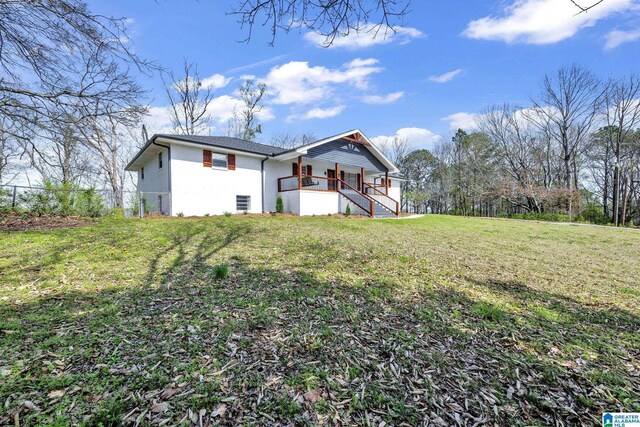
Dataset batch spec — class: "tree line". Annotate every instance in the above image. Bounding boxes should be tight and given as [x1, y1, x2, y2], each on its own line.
[383, 65, 640, 227]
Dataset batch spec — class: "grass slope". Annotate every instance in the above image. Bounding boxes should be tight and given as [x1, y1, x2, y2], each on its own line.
[0, 215, 638, 426]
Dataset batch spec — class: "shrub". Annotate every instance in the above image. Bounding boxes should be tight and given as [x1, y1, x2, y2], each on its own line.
[177, 212, 184, 217]
[131, 194, 150, 217]
[214, 263, 229, 279]
[345, 204, 351, 217]
[0, 187, 12, 209]
[223, 211, 232, 217]
[18, 181, 106, 217]
[579, 203, 610, 225]
[509, 212, 571, 222]
[276, 195, 284, 213]
[75, 188, 105, 217]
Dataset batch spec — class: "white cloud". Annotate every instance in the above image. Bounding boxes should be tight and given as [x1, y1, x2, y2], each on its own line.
[362, 91, 404, 104]
[372, 127, 442, 149]
[207, 95, 275, 123]
[346, 58, 379, 68]
[144, 106, 174, 134]
[288, 106, 346, 122]
[463, 0, 634, 45]
[442, 112, 479, 131]
[262, 59, 383, 105]
[429, 69, 463, 83]
[201, 73, 232, 90]
[605, 28, 640, 49]
[304, 24, 424, 49]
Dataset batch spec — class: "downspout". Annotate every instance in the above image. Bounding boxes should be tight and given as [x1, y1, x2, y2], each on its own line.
[152, 140, 171, 215]
[261, 155, 269, 213]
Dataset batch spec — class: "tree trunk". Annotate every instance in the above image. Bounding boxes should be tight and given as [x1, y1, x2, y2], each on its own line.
[613, 163, 620, 226]
[603, 143, 610, 218]
[621, 175, 629, 226]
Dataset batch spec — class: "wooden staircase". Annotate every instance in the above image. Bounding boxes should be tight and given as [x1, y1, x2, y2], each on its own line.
[336, 178, 399, 218]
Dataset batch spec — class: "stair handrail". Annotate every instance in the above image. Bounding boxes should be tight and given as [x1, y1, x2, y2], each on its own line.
[362, 183, 399, 216]
[336, 178, 376, 216]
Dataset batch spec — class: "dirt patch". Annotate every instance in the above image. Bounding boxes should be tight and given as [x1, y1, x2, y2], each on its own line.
[0, 212, 94, 232]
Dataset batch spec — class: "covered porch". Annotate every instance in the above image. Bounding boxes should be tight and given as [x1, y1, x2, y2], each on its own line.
[275, 156, 399, 217]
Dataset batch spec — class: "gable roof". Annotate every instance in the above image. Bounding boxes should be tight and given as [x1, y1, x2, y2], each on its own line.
[155, 134, 288, 156]
[272, 129, 399, 173]
[125, 130, 398, 173]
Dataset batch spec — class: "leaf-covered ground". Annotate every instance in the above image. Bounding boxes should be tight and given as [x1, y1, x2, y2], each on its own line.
[0, 215, 638, 426]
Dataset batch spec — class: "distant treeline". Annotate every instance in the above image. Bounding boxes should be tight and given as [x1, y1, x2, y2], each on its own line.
[383, 65, 640, 227]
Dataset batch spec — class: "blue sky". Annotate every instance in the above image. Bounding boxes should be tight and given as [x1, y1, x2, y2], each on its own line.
[88, 0, 640, 149]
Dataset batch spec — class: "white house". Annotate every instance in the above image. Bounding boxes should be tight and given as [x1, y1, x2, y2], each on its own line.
[125, 129, 402, 218]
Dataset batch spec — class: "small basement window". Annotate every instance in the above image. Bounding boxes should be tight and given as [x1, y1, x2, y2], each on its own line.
[236, 195, 250, 211]
[212, 152, 228, 168]
[158, 152, 163, 169]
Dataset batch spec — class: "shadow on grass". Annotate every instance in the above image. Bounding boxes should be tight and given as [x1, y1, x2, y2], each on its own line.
[0, 226, 638, 426]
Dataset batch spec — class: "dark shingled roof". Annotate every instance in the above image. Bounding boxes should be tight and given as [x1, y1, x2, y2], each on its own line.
[155, 134, 288, 156]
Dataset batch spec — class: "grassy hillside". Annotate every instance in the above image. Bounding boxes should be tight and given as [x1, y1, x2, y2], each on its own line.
[0, 215, 638, 426]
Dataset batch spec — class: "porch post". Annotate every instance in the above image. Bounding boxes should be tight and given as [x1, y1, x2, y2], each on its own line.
[385, 171, 389, 195]
[360, 167, 365, 192]
[335, 162, 340, 191]
[297, 156, 302, 189]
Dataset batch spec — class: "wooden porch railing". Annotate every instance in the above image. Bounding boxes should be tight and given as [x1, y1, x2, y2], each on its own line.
[277, 175, 398, 217]
[278, 175, 336, 192]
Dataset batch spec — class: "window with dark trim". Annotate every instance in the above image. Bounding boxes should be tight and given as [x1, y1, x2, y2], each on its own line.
[236, 195, 250, 211]
[212, 152, 228, 168]
[141, 167, 144, 180]
[158, 152, 163, 169]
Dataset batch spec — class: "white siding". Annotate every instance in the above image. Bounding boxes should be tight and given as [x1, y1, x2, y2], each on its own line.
[138, 148, 169, 194]
[388, 179, 401, 204]
[170, 144, 263, 216]
[264, 159, 292, 213]
[300, 191, 339, 216]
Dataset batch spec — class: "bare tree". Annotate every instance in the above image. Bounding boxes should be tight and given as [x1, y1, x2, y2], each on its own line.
[0, 120, 20, 183]
[479, 104, 549, 212]
[227, 79, 267, 141]
[231, 0, 410, 46]
[23, 119, 95, 186]
[270, 132, 316, 149]
[601, 74, 640, 225]
[0, 0, 151, 139]
[76, 114, 140, 207]
[378, 136, 410, 166]
[531, 65, 603, 198]
[163, 61, 214, 135]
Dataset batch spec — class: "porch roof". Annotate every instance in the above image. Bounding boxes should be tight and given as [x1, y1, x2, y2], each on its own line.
[271, 129, 399, 173]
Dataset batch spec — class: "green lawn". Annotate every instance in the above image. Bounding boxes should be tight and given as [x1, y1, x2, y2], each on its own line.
[0, 215, 638, 426]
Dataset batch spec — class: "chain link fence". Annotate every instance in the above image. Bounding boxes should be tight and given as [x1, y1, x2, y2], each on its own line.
[0, 185, 171, 218]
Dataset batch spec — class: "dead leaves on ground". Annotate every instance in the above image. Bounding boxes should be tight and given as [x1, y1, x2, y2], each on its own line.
[1, 266, 637, 426]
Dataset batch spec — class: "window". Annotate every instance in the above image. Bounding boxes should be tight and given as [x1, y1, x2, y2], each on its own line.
[212, 152, 227, 168]
[157, 194, 163, 213]
[236, 195, 250, 211]
[158, 152, 163, 169]
[141, 167, 144, 180]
